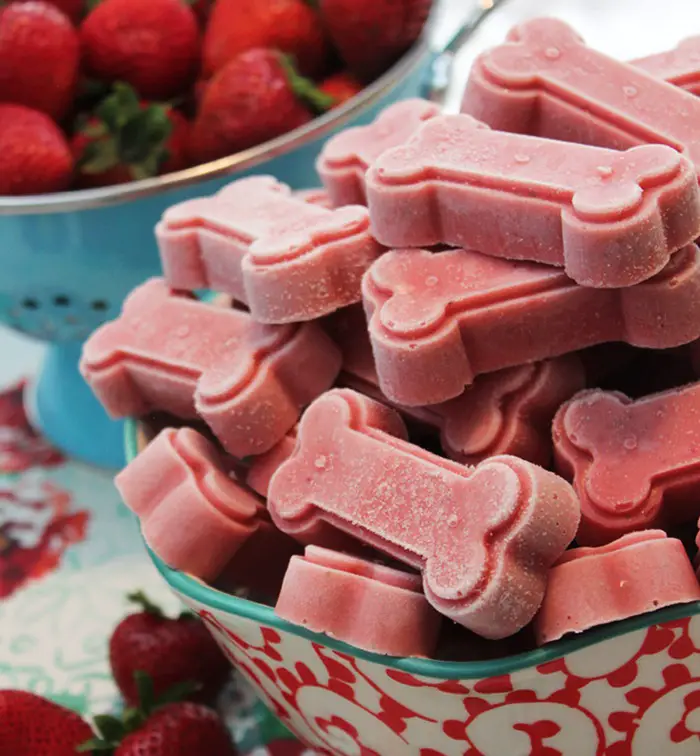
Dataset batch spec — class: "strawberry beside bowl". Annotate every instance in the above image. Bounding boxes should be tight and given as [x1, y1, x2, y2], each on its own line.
[124, 419, 700, 756]
[0, 0, 478, 470]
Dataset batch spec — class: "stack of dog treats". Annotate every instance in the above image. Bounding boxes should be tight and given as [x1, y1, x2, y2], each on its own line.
[81, 19, 700, 658]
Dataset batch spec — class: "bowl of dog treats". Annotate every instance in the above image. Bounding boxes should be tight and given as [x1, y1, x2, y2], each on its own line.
[86, 1, 700, 752]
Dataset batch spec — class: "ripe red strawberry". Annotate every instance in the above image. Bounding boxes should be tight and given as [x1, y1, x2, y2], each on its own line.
[108, 591, 230, 707]
[319, 0, 432, 81]
[115, 702, 236, 755]
[190, 48, 333, 164]
[0, 690, 94, 756]
[0, 105, 73, 195]
[319, 71, 363, 107]
[72, 83, 191, 187]
[203, 0, 329, 79]
[81, 0, 200, 99]
[6, 0, 85, 22]
[0, 1, 80, 119]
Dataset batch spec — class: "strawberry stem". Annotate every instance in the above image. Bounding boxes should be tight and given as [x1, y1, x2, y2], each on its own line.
[278, 53, 335, 114]
[127, 591, 164, 617]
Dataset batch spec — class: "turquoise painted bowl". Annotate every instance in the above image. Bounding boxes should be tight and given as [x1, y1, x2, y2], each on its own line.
[126, 419, 700, 755]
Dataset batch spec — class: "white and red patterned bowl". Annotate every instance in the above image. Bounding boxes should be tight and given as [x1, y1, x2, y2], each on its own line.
[126, 420, 700, 755]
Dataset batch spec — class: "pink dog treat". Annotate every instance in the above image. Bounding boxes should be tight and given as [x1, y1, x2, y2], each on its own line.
[115, 427, 267, 582]
[633, 37, 700, 96]
[275, 545, 442, 656]
[462, 18, 700, 171]
[156, 175, 383, 324]
[267, 389, 580, 639]
[316, 99, 441, 206]
[553, 384, 700, 546]
[246, 426, 298, 498]
[363, 245, 700, 406]
[534, 531, 700, 645]
[366, 114, 700, 288]
[294, 188, 335, 208]
[80, 278, 341, 457]
[325, 305, 585, 466]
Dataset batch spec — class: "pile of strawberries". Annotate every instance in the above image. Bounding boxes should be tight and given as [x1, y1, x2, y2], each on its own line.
[0, 592, 239, 755]
[0, 0, 431, 196]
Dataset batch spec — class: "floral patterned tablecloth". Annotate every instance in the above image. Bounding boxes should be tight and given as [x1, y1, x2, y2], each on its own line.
[0, 380, 314, 755]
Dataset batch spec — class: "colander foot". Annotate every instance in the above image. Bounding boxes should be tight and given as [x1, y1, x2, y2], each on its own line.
[25, 342, 125, 469]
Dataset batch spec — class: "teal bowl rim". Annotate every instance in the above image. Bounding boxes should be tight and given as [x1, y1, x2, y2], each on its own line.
[125, 418, 700, 680]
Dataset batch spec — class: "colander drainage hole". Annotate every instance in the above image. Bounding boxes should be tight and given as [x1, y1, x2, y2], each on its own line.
[91, 300, 108, 311]
[21, 298, 39, 310]
[53, 295, 70, 306]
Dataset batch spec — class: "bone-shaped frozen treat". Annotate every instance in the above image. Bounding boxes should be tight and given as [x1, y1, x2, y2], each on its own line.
[316, 99, 441, 206]
[632, 36, 700, 96]
[275, 545, 442, 656]
[155, 175, 383, 324]
[267, 389, 580, 638]
[534, 531, 700, 645]
[115, 427, 266, 582]
[462, 18, 700, 172]
[80, 278, 341, 456]
[553, 384, 700, 545]
[366, 114, 699, 287]
[362, 245, 700, 406]
[324, 305, 585, 466]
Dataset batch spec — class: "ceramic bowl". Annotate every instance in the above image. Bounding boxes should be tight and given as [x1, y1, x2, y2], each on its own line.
[125, 419, 700, 756]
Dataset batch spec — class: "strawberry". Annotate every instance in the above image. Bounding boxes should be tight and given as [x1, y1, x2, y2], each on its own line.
[81, 0, 200, 100]
[319, 0, 432, 81]
[108, 591, 230, 707]
[319, 71, 363, 107]
[0, 105, 73, 195]
[0, 1, 80, 120]
[72, 83, 191, 187]
[190, 48, 332, 164]
[3, 0, 85, 22]
[80, 674, 236, 756]
[0, 690, 94, 755]
[202, 0, 329, 79]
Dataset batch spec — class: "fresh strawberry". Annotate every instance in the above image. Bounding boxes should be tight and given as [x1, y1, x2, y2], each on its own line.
[108, 591, 230, 707]
[0, 105, 73, 195]
[0, 1, 80, 120]
[72, 83, 191, 187]
[0, 690, 94, 756]
[80, 674, 236, 756]
[319, 0, 432, 81]
[81, 0, 200, 99]
[4, 0, 85, 22]
[319, 71, 363, 107]
[190, 0, 210, 24]
[203, 0, 329, 79]
[190, 48, 333, 164]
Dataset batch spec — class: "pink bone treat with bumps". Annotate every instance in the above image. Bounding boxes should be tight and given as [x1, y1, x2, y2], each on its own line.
[362, 245, 700, 406]
[115, 427, 270, 583]
[275, 545, 442, 656]
[267, 389, 580, 639]
[80, 278, 341, 457]
[155, 175, 383, 324]
[534, 531, 700, 645]
[633, 36, 700, 96]
[461, 18, 700, 169]
[366, 114, 700, 288]
[553, 384, 700, 546]
[293, 188, 335, 208]
[316, 98, 441, 207]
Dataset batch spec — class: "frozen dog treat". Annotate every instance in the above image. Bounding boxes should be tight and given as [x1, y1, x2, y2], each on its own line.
[294, 188, 335, 208]
[534, 531, 700, 645]
[633, 36, 700, 95]
[317, 98, 441, 206]
[326, 305, 586, 466]
[267, 389, 580, 639]
[462, 18, 700, 172]
[115, 427, 268, 582]
[275, 545, 442, 656]
[80, 278, 341, 457]
[246, 426, 298, 498]
[553, 384, 700, 545]
[156, 175, 383, 323]
[366, 114, 700, 287]
[363, 245, 700, 405]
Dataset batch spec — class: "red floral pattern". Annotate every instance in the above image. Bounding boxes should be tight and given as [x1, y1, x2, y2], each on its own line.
[195, 605, 700, 755]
